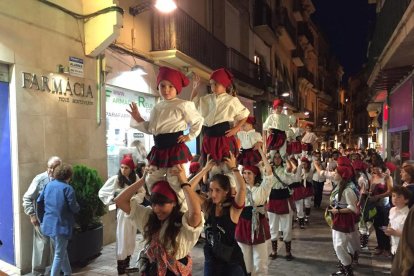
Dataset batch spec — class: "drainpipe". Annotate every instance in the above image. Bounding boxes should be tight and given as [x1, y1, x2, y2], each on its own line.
[96, 54, 105, 126]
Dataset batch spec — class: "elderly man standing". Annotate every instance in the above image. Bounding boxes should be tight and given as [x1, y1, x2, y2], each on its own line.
[22, 156, 62, 276]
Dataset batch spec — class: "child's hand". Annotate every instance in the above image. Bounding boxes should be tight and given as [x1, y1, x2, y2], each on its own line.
[253, 142, 263, 151]
[177, 134, 190, 143]
[127, 102, 144, 122]
[192, 73, 200, 89]
[170, 164, 188, 184]
[223, 152, 237, 170]
[225, 127, 239, 137]
[384, 227, 396, 236]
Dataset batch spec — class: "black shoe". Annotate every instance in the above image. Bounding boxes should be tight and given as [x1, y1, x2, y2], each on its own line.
[286, 253, 294, 261]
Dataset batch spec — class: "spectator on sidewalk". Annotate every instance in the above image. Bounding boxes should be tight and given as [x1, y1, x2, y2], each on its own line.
[22, 156, 61, 276]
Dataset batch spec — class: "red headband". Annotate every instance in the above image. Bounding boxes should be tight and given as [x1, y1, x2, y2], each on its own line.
[301, 157, 310, 163]
[273, 99, 284, 109]
[121, 156, 135, 170]
[189, 162, 201, 174]
[151, 181, 177, 202]
[385, 162, 397, 173]
[337, 156, 352, 167]
[337, 166, 353, 180]
[246, 116, 256, 125]
[157, 66, 189, 94]
[352, 160, 367, 171]
[243, 165, 260, 177]
[210, 68, 233, 88]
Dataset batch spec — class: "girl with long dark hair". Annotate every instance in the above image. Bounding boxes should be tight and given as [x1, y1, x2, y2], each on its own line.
[115, 164, 203, 275]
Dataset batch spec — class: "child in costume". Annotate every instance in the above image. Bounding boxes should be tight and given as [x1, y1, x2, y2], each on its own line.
[127, 66, 204, 210]
[236, 116, 263, 166]
[301, 123, 318, 158]
[263, 99, 289, 159]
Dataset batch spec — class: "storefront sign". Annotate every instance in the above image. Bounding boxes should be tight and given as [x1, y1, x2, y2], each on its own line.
[69, 56, 84, 77]
[21, 72, 94, 105]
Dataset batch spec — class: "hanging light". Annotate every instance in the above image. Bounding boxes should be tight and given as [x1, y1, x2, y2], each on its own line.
[154, 0, 177, 13]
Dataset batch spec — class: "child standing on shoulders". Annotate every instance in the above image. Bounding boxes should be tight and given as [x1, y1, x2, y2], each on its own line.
[127, 66, 204, 210]
[301, 123, 318, 158]
[263, 99, 289, 159]
[384, 186, 412, 257]
[191, 68, 249, 169]
[237, 116, 263, 167]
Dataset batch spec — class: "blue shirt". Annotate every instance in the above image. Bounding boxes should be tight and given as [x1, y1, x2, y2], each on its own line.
[38, 179, 80, 238]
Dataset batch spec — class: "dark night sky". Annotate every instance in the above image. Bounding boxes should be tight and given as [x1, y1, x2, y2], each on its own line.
[311, 0, 377, 82]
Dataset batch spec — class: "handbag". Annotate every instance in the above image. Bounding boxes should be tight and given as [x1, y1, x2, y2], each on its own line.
[324, 206, 333, 228]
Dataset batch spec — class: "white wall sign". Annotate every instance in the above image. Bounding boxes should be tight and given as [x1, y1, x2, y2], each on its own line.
[69, 56, 84, 77]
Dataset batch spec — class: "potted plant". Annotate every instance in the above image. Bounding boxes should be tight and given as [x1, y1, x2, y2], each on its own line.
[68, 164, 106, 266]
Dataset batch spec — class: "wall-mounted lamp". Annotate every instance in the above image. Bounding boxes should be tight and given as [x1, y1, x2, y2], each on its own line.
[57, 64, 69, 74]
[129, 0, 177, 16]
[131, 65, 147, 76]
[281, 91, 290, 97]
[304, 111, 310, 116]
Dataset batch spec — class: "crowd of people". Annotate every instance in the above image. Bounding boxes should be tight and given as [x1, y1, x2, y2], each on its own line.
[22, 66, 414, 276]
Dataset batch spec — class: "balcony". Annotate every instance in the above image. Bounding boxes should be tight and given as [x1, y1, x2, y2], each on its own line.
[253, 0, 277, 45]
[298, 22, 314, 50]
[227, 48, 272, 91]
[367, 0, 414, 88]
[292, 47, 304, 67]
[292, 0, 304, 21]
[151, 8, 227, 80]
[275, 7, 296, 50]
[298, 67, 315, 86]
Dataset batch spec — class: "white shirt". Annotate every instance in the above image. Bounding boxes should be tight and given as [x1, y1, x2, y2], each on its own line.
[290, 127, 303, 139]
[263, 113, 289, 131]
[193, 93, 249, 127]
[312, 162, 326, 182]
[272, 166, 293, 189]
[246, 175, 275, 206]
[301, 131, 318, 144]
[237, 130, 262, 149]
[99, 175, 146, 206]
[130, 98, 204, 140]
[389, 206, 409, 254]
[127, 197, 205, 259]
[333, 186, 358, 213]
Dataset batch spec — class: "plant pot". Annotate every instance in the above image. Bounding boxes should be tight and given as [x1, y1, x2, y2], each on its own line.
[68, 225, 103, 266]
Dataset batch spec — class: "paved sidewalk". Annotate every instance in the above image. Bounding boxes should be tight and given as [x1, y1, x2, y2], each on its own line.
[3, 194, 392, 275]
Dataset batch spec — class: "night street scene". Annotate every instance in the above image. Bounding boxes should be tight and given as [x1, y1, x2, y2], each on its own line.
[1, 0, 414, 276]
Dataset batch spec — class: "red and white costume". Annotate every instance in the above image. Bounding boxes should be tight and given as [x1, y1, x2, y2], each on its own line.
[301, 130, 318, 157]
[193, 69, 249, 162]
[130, 67, 204, 210]
[266, 166, 295, 242]
[235, 168, 273, 276]
[263, 100, 289, 158]
[237, 126, 263, 166]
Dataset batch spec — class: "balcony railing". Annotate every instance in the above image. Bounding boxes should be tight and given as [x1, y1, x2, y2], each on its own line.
[227, 48, 271, 90]
[253, 0, 273, 31]
[298, 67, 315, 86]
[298, 22, 314, 46]
[152, 8, 227, 70]
[275, 7, 296, 42]
[366, 0, 411, 75]
[152, 8, 271, 92]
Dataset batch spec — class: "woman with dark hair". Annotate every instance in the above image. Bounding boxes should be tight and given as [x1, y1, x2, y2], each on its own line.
[200, 153, 247, 276]
[235, 148, 273, 275]
[99, 157, 146, 274]
[38, 164, 79, 276]
[369, 161, 393, 257]
[115, 163, 204, 276]
[327, 157, 358, 276]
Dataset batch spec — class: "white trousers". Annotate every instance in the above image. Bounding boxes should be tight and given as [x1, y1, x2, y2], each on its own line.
[269, 140, 287, 159]
[295, 200, 304, 218]
[32, 226, 53, 275]
[145, 165, 187, 211]
[238, 242, 268, 276]
[304, 196, 312, 209]
[332, 230, 352, 266]
[116, 209, 137, 260]
[268, 211, 293, 241]
[346, 228, 360, 255]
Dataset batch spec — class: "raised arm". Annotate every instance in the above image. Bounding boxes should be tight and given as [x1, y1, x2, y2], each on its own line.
[258, 148, 272, 176]
[174, 164, 202, 228]
[190, 73, 200, 101]
[114, 175, 146, 214]
[224, 153, 246, 223]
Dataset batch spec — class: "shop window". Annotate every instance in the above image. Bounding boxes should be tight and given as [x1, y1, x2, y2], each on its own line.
[390, 130, 410, 165]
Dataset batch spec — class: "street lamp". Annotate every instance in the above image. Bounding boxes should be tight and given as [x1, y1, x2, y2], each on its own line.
[129, 0, 177, 16]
